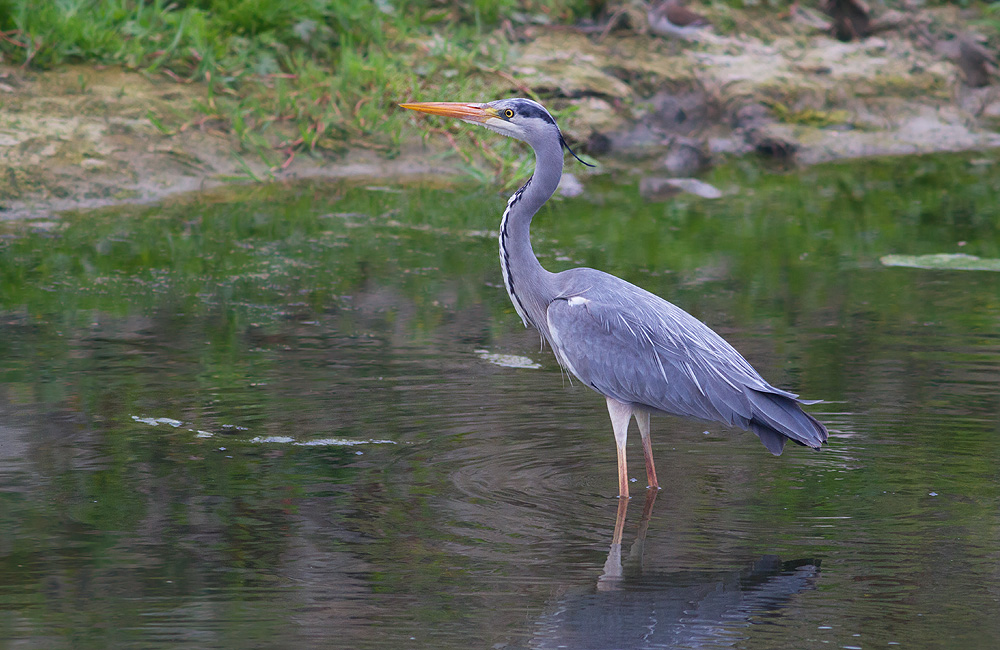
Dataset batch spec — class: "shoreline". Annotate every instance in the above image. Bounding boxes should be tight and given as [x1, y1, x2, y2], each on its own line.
[2, 4, 999, 220]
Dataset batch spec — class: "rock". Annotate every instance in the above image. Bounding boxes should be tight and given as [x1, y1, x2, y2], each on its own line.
[744, 123, 799, 161]
[662, 177, 722, 199]
[639, 176, 681, 201]
[586, 132, 612, 156]
[934, 38, 962, 63]
[983, 101, 1000, 120]
[662, 137, 709, 176]
[791, 5, 833, 32]
[731, 103, 774, 131]
[707, 136, 752, 156]
[639, 176, 722, 201]
[604, 91, 711, 157]
[592, 0, 646, 36]
[560, 96, 620, 143]
[792, 106, 1000, 165]
[753, 135, 798, 160]
[513, 33, 634, 100]
[647, 1, 713, 42]
[937, 34, 997, 87]
[958, 36, 997, 88]
[870, 9, 906, 34]
[732, 107, 796, 160]
[648, 90, 709, 135]
[557, 173, 585, 198]
[822, 0, 871, 42]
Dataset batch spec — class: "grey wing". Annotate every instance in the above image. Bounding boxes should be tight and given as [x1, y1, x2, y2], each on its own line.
[545, 290, 827, 454]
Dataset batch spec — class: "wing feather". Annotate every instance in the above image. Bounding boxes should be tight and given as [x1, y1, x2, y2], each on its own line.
[545, 270, 827, 452]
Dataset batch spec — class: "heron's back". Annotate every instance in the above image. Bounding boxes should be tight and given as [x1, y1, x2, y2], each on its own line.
[546, 268, 827, 453]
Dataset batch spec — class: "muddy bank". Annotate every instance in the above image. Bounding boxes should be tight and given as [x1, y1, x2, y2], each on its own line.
[518, 3, 1000, 167]
[0, 65, 452, 219]
[2, 3, 999, 219]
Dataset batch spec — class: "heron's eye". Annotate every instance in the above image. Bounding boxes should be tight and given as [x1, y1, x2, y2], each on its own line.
[504, 108, 515, 119]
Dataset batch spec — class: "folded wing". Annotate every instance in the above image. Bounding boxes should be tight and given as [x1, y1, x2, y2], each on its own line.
[545, 278, 827, 454]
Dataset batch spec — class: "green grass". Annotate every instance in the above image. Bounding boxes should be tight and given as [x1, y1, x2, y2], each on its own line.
[4, 1, 996, 175]
[0, 0, 593, 166]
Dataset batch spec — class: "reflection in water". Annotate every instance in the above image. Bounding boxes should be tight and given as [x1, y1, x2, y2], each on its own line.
[1, 158, 1000, 648]
[527, 493, 820, 649]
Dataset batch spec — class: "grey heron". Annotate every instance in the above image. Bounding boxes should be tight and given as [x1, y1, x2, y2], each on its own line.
[401, 98, 828, 498]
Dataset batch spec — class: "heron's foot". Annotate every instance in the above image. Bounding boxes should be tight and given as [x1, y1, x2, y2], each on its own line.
[646, 484, 662, 491]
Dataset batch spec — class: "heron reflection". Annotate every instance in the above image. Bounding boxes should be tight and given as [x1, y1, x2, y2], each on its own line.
[524, 493, 820, 649]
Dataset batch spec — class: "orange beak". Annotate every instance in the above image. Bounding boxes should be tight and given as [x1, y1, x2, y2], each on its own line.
[399, 102, 495, 123]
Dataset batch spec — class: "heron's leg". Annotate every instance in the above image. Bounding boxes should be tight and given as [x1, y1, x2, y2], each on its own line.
[635, 410, 660, 490]
[606, 397, 633, 499]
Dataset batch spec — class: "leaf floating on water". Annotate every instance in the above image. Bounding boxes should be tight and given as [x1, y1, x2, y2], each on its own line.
[475, 349, 542, 369]
[880, 253, 1000, 272]
[296, 438, 395, 446]
[247, 436, 395, 446]
[250, 436, 296, 444]
[131, 415, 184, 427]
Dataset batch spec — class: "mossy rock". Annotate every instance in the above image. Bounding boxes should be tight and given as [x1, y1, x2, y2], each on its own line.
[513, 32, 634, 99]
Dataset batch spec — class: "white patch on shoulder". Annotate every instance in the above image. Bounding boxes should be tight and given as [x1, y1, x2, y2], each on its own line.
[567, 296, 589, 307]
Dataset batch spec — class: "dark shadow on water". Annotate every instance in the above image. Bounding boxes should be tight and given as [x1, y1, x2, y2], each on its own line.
[520, 492, 821, 650]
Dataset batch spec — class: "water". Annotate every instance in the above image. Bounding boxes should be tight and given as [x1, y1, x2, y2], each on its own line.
[1, 153, 999, 649]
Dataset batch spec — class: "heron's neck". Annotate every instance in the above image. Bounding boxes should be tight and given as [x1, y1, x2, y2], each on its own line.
[499, 142, 562, 331]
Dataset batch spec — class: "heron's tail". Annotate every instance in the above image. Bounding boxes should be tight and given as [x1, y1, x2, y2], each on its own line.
[745, 388, 828, 455]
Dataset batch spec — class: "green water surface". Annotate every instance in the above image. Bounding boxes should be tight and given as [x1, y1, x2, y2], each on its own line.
[1, 152, 999, 649]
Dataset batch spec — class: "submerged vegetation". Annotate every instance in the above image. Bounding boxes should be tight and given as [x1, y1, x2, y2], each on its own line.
[3, 150, 997, 324]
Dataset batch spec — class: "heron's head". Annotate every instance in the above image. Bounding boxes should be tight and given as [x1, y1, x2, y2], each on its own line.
[400, 97, 592, 166]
